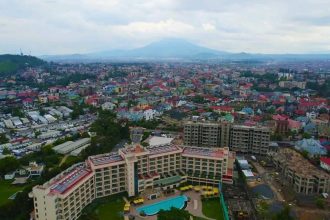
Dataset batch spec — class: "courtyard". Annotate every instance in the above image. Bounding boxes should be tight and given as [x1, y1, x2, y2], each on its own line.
[127, 187, 224, 220]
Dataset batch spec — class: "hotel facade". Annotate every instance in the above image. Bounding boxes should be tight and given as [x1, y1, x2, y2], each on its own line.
[31, 144, 235, 220]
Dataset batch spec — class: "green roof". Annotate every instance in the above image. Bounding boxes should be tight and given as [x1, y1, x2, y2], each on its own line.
[154, 175, 181, 186]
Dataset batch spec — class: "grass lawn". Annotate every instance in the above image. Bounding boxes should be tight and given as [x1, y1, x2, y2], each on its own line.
[95, 197, 125, 220]
[0, 180, 25, 206]
[202, 198, 224, 220]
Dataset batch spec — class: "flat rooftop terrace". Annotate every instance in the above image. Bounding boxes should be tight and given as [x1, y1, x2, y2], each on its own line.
[89, 152, 124, 166]
[147, 144, 181, 156]
[182, 146, 228, 159]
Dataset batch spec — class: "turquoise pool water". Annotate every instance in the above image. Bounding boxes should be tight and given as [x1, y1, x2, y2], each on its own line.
[137, 195, 188, 216]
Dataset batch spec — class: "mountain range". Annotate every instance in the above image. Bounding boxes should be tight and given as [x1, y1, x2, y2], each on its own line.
[40, 38, 330, 62]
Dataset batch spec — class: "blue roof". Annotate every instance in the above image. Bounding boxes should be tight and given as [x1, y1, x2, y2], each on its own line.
[295, 138, 327, 156]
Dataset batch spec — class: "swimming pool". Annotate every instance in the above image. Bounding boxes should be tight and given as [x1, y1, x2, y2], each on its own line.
[137, 195, 188, 216]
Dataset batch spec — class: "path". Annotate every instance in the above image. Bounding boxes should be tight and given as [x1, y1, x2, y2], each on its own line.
[59, 155, 69, 167]
[251, 162, 284, 201]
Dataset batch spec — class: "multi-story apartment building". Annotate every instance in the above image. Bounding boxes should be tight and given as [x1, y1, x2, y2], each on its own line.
[184, 121, 231, 148]
[184, 121, 270, 155]
[31, 144, 235, 220]
[230, 125, 270, 155]
[271, 148, 330, 195]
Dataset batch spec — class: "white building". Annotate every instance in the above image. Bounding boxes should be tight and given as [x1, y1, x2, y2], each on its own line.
[144, 109, 157, 121]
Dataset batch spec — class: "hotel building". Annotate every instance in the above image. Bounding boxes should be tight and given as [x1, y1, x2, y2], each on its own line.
[31, 144, 235, 220]
[184, 121, 270, 155]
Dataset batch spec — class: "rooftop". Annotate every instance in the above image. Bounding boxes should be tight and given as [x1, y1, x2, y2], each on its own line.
[89, 152, 124, 166]
[274, 148, 330, 179]
[182, 146, 228, 159]
[49, 167, 92, 194]
[147, 144, 181, 156]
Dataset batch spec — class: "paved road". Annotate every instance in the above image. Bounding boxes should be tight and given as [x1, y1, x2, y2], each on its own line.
[251, 161, 284, 202]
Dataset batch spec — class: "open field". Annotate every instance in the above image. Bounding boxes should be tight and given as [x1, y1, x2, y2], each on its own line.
[0, 180, 25, 206]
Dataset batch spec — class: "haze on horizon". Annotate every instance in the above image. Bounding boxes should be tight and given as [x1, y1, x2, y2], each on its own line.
[0, 0, 329, 55]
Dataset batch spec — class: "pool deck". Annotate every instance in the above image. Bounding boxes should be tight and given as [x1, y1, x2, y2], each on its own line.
[127, 190, 214, 220]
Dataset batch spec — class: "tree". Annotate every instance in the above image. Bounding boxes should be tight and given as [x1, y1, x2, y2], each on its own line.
[157, 207, 190, 220]
[272, 205, 294, 220]
[2, 147, 11, 155]
[315, 197, 325, 209]
[302, 132, 311, 139]
[0, 157, 19, 177]
[301, 150, 309, 159]
[0, 133, 8, 144]
[319, 108, 328, 114]
[258, 200, 271, 220]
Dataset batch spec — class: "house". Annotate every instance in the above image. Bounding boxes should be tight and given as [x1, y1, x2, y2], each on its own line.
[22, 98, 34, 108]
[211, 106, 234, 114]
[295, 138, 327, 157]
[320, 157, 330, 172]
[24, 161, 44, 177]
[304, 122, 317, 136]
[288, 119, 302, 132]
[144, 109, 157, 121]
[102, 102, 116, 111]
[4, 171, 15, 180]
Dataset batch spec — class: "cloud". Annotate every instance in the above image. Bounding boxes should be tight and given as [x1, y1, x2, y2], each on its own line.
[0, 0, 329, 54]
[202, 23, 216, 32]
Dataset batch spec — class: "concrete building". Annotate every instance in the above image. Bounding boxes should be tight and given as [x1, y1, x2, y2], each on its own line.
[271, 148, 330, 195]
[31, 144, 235, 220]
[184, 121, 270, 155]
[184, 121, 231, 148]
[230, 125, 270, 155]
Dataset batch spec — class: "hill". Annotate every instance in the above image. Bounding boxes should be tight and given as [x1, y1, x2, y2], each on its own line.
[41, 38, 228, 62]
[0, 54, 46, 76]
[40, 38, 330, 62]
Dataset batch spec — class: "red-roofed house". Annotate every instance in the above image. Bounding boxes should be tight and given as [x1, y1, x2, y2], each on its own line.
[23, 98, 34, 107]
[211, 106, 234, 114]
[320, 157, 330, 172]
[288, 119, 302, 132]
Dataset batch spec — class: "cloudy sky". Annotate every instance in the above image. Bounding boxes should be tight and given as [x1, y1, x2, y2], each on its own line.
[0, 0, 329, 55]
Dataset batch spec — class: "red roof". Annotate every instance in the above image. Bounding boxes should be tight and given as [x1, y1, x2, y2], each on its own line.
[23, 98, 33, 103]
[211, 106, 233, 112]
[320, 157, 330, 166]
[272, 114, 289, 121]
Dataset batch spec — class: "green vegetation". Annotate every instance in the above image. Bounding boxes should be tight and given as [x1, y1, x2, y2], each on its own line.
[82, 110, 129, 156]
[11, 107, 25, 117]
[191, 95, 206, 104]
[0, 133, 9, 144]
[272, 205, 294, 220]
[306, 79, 330, 97]
[80, 193, 126, 220]
[257, 200, 271, 220]
[2, 147, 11, 155]
[315, 197, 325, 209]
[201, 198, 224, 220]
[302, 132, 312, 139]
[129, 119, 160, 129]
[158, 207, 190, 220]
[0, 157, 20, 177]
[0, 180, 25, 206]
[141, 131, 151, 142]
[0, 54, 45, 76]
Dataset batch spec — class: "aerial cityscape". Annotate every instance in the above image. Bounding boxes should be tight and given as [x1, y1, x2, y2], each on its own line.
[0, 1, 329, 220]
